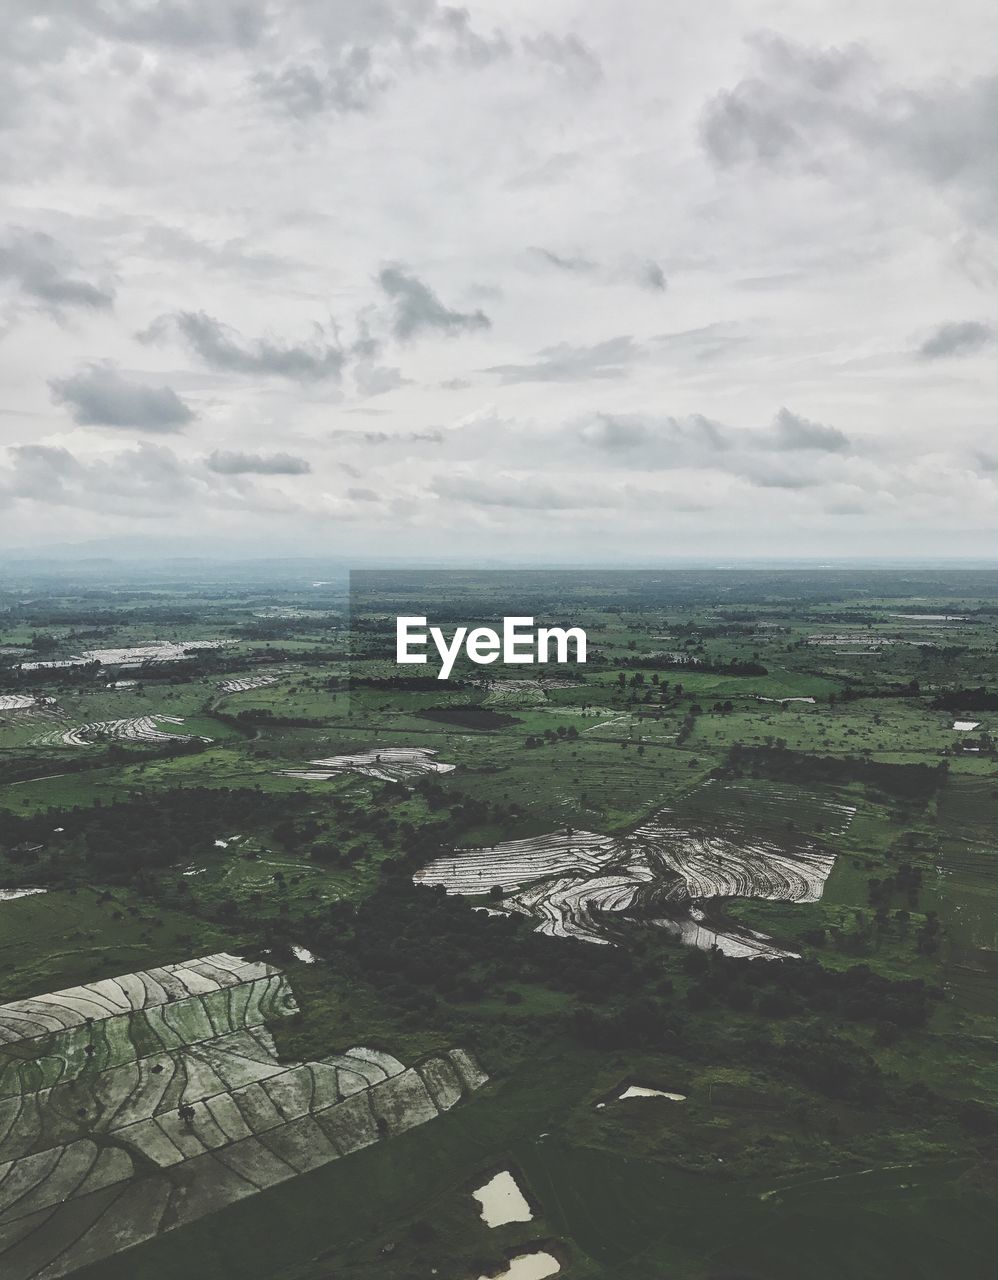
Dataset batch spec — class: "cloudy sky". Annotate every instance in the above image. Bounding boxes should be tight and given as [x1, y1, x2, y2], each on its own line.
[3, 1, 998, 560]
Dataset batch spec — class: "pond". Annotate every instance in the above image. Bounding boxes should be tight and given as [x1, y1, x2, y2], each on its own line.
[478, 1251, 560, 1279]
[472, 1169, 533, 1227]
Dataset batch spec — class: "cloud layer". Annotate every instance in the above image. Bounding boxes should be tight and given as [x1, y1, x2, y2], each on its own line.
[0, 3, 996, 558]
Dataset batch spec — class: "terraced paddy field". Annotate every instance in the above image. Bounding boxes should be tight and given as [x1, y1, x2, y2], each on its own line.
[0, 954, 487, 1280]
[416, 779, 845, 954]
[279, 746, 456, 783]
[33, 714, 211, 748]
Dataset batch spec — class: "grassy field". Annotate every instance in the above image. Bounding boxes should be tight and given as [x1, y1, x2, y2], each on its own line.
[0, 888, 237, 1001]
[66, 1031, 998, 1280]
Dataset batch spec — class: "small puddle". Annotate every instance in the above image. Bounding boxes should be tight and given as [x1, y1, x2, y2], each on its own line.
[478, 1251, 560, 1280]
[472, 1169, 533, 1227]
[290, 944, 316, 964]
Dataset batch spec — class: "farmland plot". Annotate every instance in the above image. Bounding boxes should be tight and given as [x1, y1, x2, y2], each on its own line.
[218, 676, 278, 693]
[676, 779, 857, 840]
[479, 678, 585, 708]
[279, 746, 455, 783]
[416, 785, 843, 956]
[33, 716, 209, 748]
[81, 641, 231, 666]
[0, 954, 488, 1280]
[0, 706, 69, 750]
[19, 660, 90, 673]
[17, 642, 231, 675]
[0, 696, 36, 711]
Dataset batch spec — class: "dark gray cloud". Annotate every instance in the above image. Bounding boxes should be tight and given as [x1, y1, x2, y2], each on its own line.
[256, 48, 382, 118]
[918, 320, 995, 360]
[639, 260, 667, 292]
[0, 227, 114, 312]
[769, 407, 849, 452]
[3, 444, 82, 504]
[487, 335, 639, 383]
[206, 450, 311, 475]
[140, 310, 345, 380]
[573, 412, 726, 458]
[2, 439, 309, 521]
[10, 1, 592, 114]
[531, 247, 597, 275]
[2, 442, 196, 511]
[560, 408, 850, 487]
[377, 265, 490, 340]
[49, 364, 194, 432]
[700, 34, 873, 169]
[700, 33, 998, 227]
[254, 3, 513, 119]
[438, 6, 512, 68]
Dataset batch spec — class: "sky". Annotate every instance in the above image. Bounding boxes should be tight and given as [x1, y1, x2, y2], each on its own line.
[2, 0, 998, 561]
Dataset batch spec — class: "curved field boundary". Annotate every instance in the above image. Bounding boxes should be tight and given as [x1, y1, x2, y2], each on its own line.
[32, 717, 209, 749]
[218, 676, 279, 693]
